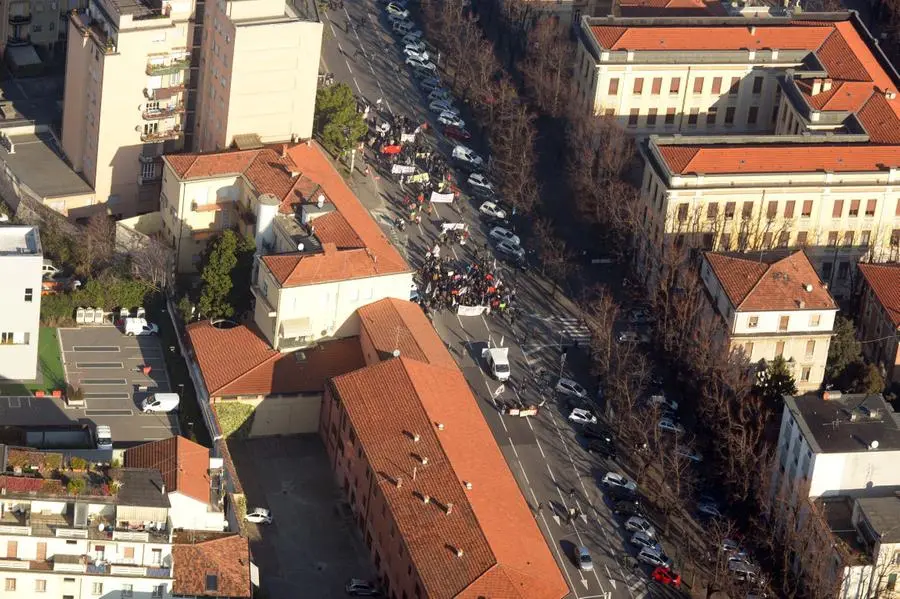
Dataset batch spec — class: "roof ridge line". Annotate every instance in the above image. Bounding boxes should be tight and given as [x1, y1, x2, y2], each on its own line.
[208, 336, 277, 395]
[736, 250, 796, 310]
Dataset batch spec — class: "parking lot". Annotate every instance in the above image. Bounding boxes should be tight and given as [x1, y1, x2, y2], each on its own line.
[228, 436, 375, 599]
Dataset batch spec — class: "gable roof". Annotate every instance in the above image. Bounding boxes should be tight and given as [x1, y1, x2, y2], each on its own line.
[172, 534, 251, 598]
[124, 436, 210, 504]
[704, 250, 836, 312]
[357, 298, 458, 368]
[185, 321, 365, 397]
[858, 263, 900, 327]
[616, 0, 726, 17]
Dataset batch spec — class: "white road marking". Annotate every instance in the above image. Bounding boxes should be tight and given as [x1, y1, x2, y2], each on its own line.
[353, 77, 362, 93]
[536, 437, 546, 458]
[345, 59, 353, 74]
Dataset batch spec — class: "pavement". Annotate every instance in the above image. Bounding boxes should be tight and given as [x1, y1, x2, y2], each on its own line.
[319, 4, 688, 598]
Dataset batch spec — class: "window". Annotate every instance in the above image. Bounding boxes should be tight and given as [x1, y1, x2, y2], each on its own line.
[748, 106, 759, 124]
[729, 77, 741, 95]
[832, 199, 843, 218]
[608, 78, 619, 95]
[784, 200, 795, 218]
[5, 579, 15, 591]
[123, 547, 135, 560]
[743, 342, 754, 357]
[725, 106, 735, 124]
[141, 161, 157, 180]
[665, 108, 676, 124]
[711, 77, 722, 94]
[687, 108, 699, 125]
[677, 203, 689, 222]
[886, 573, 897, 591]
[646, 108, 657, 125]
[706, 203, 718, 220]
[669, 78, 680, 94]
[706, 107, 717, 124]
[651, 77, 662, 94]
[771, 104, 779, 122]
[805, 340, 816, 358]
[779, 316, 789, 332]
[797, 231, 808, 246]
[809, 314, 821, 327]
[748, 316, 759, 328]
[861, 230, 871, 246]
[752, 76, 764, 94]
[775, 341, 785, 357]
[822, 261, 833, 279]
[801, 200, 813, 217]
[151, 548, 162, 565]
[763, 231, 774, 248]
[865, 198, 876, 216]
[724, 202, 735, 220]
[24, 288, 33, 302]
[838, 261, 849, 279]
[93, 582, 103, 596]
[122, 584, 134, 597]
[742, 202, 753, 219]
[767, 201, 778, 219]
[152, 585, 165, 598]
[801, 367, 811, 382]
[849, 199, 860, 216]
[828, 231, 838, 246]
[604, 108, 615, 117]
[628, 109, 639, 127]
[693, 77, 704, 94]
[633, 78, 644, 94]
[1, 332, 13, 344]
[778, 231, 790, 248]
[720, 233, 731, 249]
[35, 580, 46, 592]
[844, 231, 854, 246]
[893, 229, 900, 246]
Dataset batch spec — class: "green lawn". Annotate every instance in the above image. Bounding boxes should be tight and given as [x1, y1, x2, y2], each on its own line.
[0, 328, 65, 396]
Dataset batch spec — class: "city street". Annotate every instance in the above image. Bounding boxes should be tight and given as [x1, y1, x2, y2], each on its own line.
[319, 5, 684, 598]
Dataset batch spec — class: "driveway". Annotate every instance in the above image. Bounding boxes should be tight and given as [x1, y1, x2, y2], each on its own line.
[228, 436, 375, 599]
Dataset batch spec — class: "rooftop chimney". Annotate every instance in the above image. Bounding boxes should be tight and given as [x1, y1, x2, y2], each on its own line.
[454, 547, 464, 558]
[160, 483, 166, 495]
[812, 78, 822, 96]
[420, 493, 431, 504]
[395, 476, 403, 488]
[436, 423, 445, 430]
[886, 89, 897, 100]
[281, 144, 288, 158]
[749, 25, 757, 35]
[822, 78, 833, 92]
[444, 502, 453, 515]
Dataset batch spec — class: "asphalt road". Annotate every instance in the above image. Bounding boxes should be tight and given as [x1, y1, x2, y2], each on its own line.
[320, 6, 685, 598]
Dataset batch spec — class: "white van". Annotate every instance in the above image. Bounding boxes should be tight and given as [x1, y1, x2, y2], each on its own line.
[95, 425, 113, 450]
[481, 347, 510, 382]
[124, 317, 159, 336]
[141, 392, 180, 413]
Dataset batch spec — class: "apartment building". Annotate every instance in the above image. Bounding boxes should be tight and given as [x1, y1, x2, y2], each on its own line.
[62, 0, 193, 218]
[192, 0, 322, 152]
[0, 0, 62, 61]
[171, 533, 251, 598]
[700, 250, 837, 391]
[0, 226, 42, 380]
[320, 297, 568, 599]
[857, 263, 900, 386]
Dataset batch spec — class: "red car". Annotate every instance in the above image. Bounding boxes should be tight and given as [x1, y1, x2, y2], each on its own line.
[652, 566, 681, 588]
[443, 125, 471, 141]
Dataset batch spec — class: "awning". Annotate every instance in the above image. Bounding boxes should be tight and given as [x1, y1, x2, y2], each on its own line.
[280, 317, 312, 339]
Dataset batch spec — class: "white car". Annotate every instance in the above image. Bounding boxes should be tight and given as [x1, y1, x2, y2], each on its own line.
[124, 317, 159, 336]
[601, 472, 637, 492]
[479, 201, 506, 220]
[452, 144, 482, 166]
[387, 10, 410, 23]
[638, 547, 672, 569]
[658, 418, 684, 434]
[405, 48, 429, 62]
[625, 516, 656, 537]
[568, 408, 597, 425]
[429, 99, 458, 115]
[556, 377, 587, 399]
[385, 3, 407, 16]
[244, 507, 273, 524]
[578, 547, 593, 572]
[467, 173, 494, 193]
[438, 112, 464, 128]
[406, 56, 436, 71]
[489, 226, 520, 246]
[401, 30, 424, 44]
[404, 40, 426, 53]
[630, 531, 662, 552]
[698, 501, 723, 519]
[495, 240, 525, 262]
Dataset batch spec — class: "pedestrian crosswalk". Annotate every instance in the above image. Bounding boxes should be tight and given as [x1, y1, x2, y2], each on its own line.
[555, 316, 592, 344]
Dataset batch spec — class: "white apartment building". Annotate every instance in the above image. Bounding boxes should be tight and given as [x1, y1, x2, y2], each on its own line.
[193, 0, 322, 152]
[700, 250, 837, 391]
[62, 0, 193, 218]
[0, 226, 42, 380]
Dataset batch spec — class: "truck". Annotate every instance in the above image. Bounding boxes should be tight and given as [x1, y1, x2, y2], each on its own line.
[481, 346, 510, 381]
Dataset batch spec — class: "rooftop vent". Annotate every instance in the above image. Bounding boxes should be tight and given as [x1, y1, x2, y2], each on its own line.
[453, 546, 464, 558]
[463, 481, 473, 490]
[404, 431, 420, 442]
[317, 194, 325, 208]
[416, 455, 429, 466]
[886, 89, 897, 100]
[443, 502, 453, 515]
[869, 440, 880, 451]
[804, 283, 813, 292]
[436, 423, 445, 430]
[419, 493, 431, 504]
[749, 25, 757, 35]
[823, 390, 842, 401]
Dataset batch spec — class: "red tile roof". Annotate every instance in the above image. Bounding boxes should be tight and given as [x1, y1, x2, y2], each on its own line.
[124, 436, 210, 504]
[704, 250, 836, 311]
[331, 307, 567, 599]
[172, 534, 251, 598]
[656, 143, 900, 174]
[858, 263, 900, 327]
[590, 22, 833, 52]
[617, 0, 726, 17]
[186, 320, 364, 397]
[357, 298, 458, 369]
[0, 476, 62, 494]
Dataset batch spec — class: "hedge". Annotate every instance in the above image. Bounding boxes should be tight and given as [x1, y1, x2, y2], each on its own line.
[41, 276, 156, 326]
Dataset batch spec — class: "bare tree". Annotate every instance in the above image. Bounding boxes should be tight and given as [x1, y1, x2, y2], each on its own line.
[129, 236, 173, 291]
[75, 212, 116, 276]
[521, 16, 575, 116]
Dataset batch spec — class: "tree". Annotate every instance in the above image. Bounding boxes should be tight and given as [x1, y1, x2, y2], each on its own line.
[198, 230, 242, 320]
[521, 17, 574, 116]
[75, 213, 115, 276]
[129, 236, 172, 291]
[825, 316, 862, 383]
[753, 356, 798, 408]
[314, 83, 367, 156]
[228, 232, 258, 317]
[843, 360, 885, 394]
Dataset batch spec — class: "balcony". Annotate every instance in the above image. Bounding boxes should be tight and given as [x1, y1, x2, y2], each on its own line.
[9, 13, 31, 23]
[191, 197, 234, 212]
[70, 11, 117, 54]
[144, 85, 185, 101]
[146, 58, 190, 76]
[141, 128, 182, 142]
[142, 104, 185, 120]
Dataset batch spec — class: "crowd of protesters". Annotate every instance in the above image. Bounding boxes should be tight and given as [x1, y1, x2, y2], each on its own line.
[415, 251, 516, 317]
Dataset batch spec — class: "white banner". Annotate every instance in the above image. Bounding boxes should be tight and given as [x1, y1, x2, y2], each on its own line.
[401, 133, 416, 143]
[457, 305, 486, 316]
[441, 222, 467, 233]
[391, 164, 416, 175]
[430, 191, 455, 203]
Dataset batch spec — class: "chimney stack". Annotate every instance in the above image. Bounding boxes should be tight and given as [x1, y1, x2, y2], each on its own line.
[812, 78, 822, 96]
[160, 483, 166, 495]
[822, 78, 833, 92]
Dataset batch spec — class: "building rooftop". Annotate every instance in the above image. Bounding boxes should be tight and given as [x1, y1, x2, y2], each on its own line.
[616, 0, 726, 17]
[358, 298, 458, 369]
[185, 321, 365, 397]
[0, 225, 41, 255]
[817, 496, 872, 563]
[0, 132, 94, 200]
[785, 393, 900, 454]
[704, 250, 836, 312]
[124, 436, 212, 505]
[858, 263, 900, 328]
[856, 495, 900, 543]
[116, 468, 171, 508]
[172, 534, 251, 598]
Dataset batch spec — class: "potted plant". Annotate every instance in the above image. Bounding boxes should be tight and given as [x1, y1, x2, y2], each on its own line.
[69, 457, 88, 472]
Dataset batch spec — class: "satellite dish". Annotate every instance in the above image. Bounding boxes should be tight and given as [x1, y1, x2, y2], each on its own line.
[392, 349, 401, 358]
[870, 440, 880, 450]
[297, 243, 304, 252]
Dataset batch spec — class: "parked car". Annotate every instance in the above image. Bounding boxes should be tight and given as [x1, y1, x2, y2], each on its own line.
[488, 226, 520, 246]
[658, 418, 684, 434]
[587, 438, 617, 459]
[638, 547, 672, 569]
[41, 259, 60, 279]
[625, 516, 656, 537]
[401, 30, 424, 44]
[479, 201, 506, 220]
[652, 566, 682, 588]
[429, 99, 458, 115]
[451, 144, 482, 168]
[698, 501, 723, 519]
[437, 112, 465, 128]
[630, 531, 662, 553]
[568, 408, 597, 425]
[141, 392, 180, 413]
[346, 579, 381, 596]
[556, 377, 588, 399]
[419, 76, 442, 93]
[583, 423, 613, 442]
[95, 425, 113, 450]
[468, 173, 494, 194]
[427, 87, 452, 102]
[405, 48, 429, 62]
[617, 330, 642, 343]
[601, 472, 637, 492]
[387, 9, 410, 22]
[577, 547, 594, 571]
[612, 500, 645, 518]
[676, 447, 703, 462]
[384, 0, 407, 12]
[124, 317, 158, 336]
[495, 240, 525, 263]
[648, 393, 678, 412]
[443, 124, 471, 141]
[244, 508, 273, 524]
[406, 57, 437, 74]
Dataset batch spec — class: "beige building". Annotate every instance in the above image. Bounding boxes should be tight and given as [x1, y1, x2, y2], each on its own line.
[192, 0, 322, 152]
[61, 0, 193, 218]
[856, 263, 900, 386]
[700, 250, 837, 391]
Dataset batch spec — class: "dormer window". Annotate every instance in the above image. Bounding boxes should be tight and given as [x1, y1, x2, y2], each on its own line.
[206, 573, 218, 592]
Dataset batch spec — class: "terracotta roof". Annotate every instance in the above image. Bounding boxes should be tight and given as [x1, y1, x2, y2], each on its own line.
[816, 28, 870, 81]
[331, 306, 567, 599]
[858, 263, 900, 327]
[124, 436, 210, 504]
[590, 23, 833, 52]
[704, 250, 836, 311]
[857, 92, 900, 143]
[656, 143, 900, 174]
[309, 211, 364, 249]
[617, 0, 726, 17]
[357, 298, 458, 368]
[186, 321, 365, 397]
[172, 534, 251, 598]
